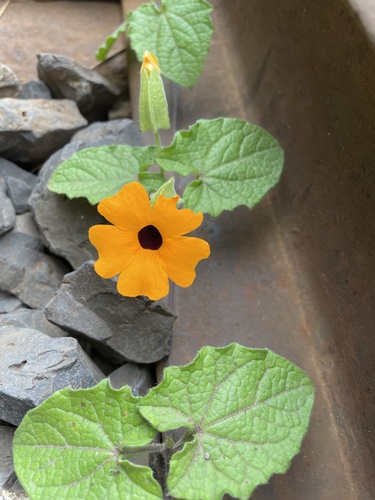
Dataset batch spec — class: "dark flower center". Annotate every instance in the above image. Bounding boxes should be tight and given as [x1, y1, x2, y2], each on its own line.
[138, 225, 163, 250]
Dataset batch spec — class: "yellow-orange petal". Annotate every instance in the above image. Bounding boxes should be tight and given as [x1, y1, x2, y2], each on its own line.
[160, 236, 210, 287]
[98, 182, 152, 232]
[141, 51, 161, 74]
[152, 195, 203, 237]
[117, 250, 169, 300]
[89, 225, 138, 278]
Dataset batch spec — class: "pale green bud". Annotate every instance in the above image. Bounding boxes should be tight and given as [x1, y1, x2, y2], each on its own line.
[139, 51, 170, 134]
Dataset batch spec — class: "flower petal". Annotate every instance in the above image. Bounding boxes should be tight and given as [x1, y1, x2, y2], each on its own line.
[98, 182, 152, 231]
[160, 236, 210, 287]
[117, 250, 170, 300]
[89, 225, 138, 279]
[152, 195, 203, 237]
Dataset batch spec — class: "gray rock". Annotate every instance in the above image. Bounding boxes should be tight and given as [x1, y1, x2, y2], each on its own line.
[29, 120, 143, 269]
[108, 100, 132, 120]
[0, 292, 22, 314]
[3, 213, 43, 253]
[0, 216, 70, 308]
[0, 158, 37, 213]
[81, 346, 116, 376]
[0, 98, 87, 165]
[29, 142, 105, 269]
[0, 426, 16, 489]
[0, 65, 19, 98]
[0, 326, 105, 426]
[0, 309, 68, 338]
[94, 49, 128, 96]
[37, 53, 120, 122]
[19, 79, 51, 100]
[0, 177, 15, 235]
[109, 363, 155, 396]
[71, 118, 142, 147]
[45, 261, 175, 364]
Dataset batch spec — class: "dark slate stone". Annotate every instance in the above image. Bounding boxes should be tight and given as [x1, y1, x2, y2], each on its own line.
[45, 261, 176, 364]
[0, 64, 19, 98]
[0, 426, 17, 489]
[108, 100, 131, 120]
[29, 120, 143, 269]
[29, 142, 105, 269]
[0, 326, 105, 426]
[19, 79, 52, 100]
[0, 158, 37, 213]
[94, 49, 128, 96]
[82, 346, 116, 376]
[71, 118, 142, 147]
[37, 53, 120, 122]
[0, 98, 87, 166]
[0, 215, 70, 308]
[0, 291, 22, 314]
[109, 363, 155, 396]
[0, 177, 15, 235]
[3, 212, 43, 252]
[0, 309, 68, 338]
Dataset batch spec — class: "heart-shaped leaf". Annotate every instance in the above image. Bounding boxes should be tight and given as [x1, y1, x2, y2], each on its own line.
[127, 0, 213, 87]
[48, 145, 157, 204]
[13, 380, 163, 500]
[139, 343, 314, 500]
[157, 118, 284, 216]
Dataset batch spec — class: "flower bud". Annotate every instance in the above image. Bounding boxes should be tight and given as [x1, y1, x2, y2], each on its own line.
[139, 51, 170, 134]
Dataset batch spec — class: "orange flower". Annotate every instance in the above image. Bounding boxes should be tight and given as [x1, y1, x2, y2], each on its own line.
[89, 182, 210, 301]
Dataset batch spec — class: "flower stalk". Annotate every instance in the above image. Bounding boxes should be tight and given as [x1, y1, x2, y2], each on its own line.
[139, 51, 170, 135]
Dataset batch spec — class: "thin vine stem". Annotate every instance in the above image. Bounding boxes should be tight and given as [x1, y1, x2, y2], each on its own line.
[154, 130, 165, 176]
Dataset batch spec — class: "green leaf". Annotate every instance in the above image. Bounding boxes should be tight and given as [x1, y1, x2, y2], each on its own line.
[150, 176, 178, 206]
[96, 21, 128, 61]
[127, 0, 213, 87]
[139, 171, 167, 193]
[139, 343, 314, 500]
[13, 380, 163, 500]
[156, 118, 284, 216]
[48, 145, 157, 204]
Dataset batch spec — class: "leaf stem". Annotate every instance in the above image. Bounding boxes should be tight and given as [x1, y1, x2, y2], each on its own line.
[121, 442, 165, 458]
[171, 430, 195, 452]
[120, 430, 195, 460]
[154, 131, 162, 152]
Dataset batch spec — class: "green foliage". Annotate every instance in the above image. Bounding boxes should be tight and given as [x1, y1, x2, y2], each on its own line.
[46, 119, 284, 216]
[150, 176, 179, 206]
[127, 0, 213, 87]
[50, 2, 284, 216]
[13, 345, 314, 500]
[13, 380, 162, 500]
[47, 145, 158, 204]
[96, 0, 213, 87]
[96, 21, 127, 62]
[140, 344, 314, 500]
[157, 118, 284, 216]
[138, 171, 167, 193]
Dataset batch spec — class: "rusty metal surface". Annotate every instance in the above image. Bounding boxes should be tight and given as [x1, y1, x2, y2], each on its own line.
[124, 0, 375, 498]
[0, 1, 123, 84]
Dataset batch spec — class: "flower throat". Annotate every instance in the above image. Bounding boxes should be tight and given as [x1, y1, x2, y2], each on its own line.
[138, 225, 163, 250]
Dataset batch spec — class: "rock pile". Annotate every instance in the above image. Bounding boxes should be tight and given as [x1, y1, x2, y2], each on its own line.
[0, 55, 175, 493]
